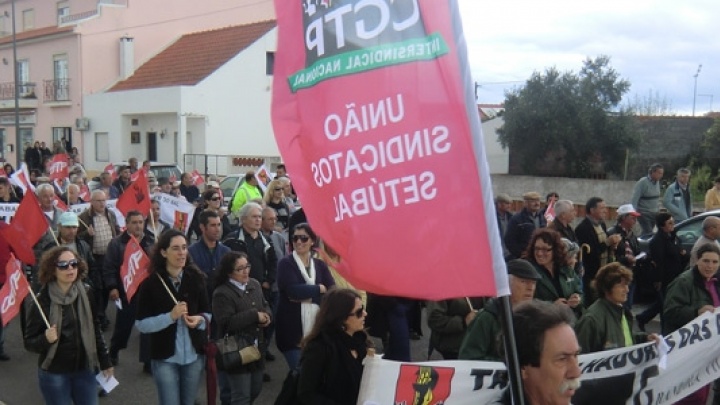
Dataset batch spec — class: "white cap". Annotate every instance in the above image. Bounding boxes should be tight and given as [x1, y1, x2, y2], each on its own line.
[617, 204, 641, 217]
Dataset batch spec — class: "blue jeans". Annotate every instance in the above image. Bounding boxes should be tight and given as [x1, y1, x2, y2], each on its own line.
[282, 348, 301, 371]
[38, 368, 98, 405]
[151, 356, 205, 405]
[226, 370, 264, 405]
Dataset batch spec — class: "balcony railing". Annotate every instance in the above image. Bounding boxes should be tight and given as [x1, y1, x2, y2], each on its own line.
[0, 82, 37, 100]
[59, 1, 128, 25]
[44, 79, 70, 102]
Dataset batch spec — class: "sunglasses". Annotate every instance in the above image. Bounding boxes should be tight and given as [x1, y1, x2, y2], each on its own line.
[292, 235, 310, 243]
[350, 306, 365, 318]
[234, 264, 252, 272]
[57, 259, 79, 270]
[209, 197, 221, 201]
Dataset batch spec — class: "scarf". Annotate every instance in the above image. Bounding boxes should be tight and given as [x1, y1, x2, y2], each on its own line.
[42, 282, 98, 371]
[293, 250, 319, 337]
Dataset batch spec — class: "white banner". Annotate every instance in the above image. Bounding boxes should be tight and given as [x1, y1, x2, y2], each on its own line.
[151, 193, 195, 234]
[359, 310, 720, 405]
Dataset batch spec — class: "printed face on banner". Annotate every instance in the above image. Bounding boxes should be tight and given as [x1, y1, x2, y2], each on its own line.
[272, 0, 507, 298]
[394, 364, 454, 405]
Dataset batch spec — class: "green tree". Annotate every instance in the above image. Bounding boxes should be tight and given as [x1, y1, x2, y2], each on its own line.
[498, 55, 639, 177]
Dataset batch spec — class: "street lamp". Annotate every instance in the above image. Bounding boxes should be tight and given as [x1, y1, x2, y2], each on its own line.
[692, 64, 702, 117]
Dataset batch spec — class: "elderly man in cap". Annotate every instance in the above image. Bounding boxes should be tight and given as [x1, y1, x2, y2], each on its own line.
[608, 204, 643, 310]
[495, 193, 514, 260]
[504, 191, 546, 259]
[42, 211, 94, 272]
[459, 259, 540, 361]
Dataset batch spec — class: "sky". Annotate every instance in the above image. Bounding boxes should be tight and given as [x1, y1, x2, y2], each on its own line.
[457, 0, 720, 115]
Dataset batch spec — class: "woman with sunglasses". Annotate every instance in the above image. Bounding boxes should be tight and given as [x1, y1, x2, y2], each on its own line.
[24, 247, 114, 405]
[189, 189, 233, 239]
[263, 179, 291, 231]
[275, 223, 335, 371]
[212, 251, 272, 404]
[135, 230, 210, 405]
[297, 288, 371, 405]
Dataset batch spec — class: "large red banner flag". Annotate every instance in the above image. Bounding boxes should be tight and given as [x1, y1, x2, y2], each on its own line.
[0, 254, 30, 326]
[271, 1, 509, 299]
[48, 154, 69, 182]
[0, 190, 48, 265]
[120, 235, 150, 302]
[116, 169, 152, 217]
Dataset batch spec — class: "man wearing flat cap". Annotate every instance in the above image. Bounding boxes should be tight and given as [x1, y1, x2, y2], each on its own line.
[495, 193, 514, 260]
[504, 191, 547, 259]
[458, 259, 540, 361]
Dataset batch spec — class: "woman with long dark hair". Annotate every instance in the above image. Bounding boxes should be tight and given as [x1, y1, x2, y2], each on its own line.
[135, 230, 210, 405]
[212, 251, 271, 404]
[275, 223, 335, 371]
[24, 246, 114, 405]
[297, 288, 371, 404]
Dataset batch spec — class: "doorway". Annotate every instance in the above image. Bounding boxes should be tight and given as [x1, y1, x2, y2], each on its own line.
[147, 132, 157, 161]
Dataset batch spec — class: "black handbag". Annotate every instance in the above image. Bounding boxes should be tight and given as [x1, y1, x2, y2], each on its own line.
[274, 368, 301, 405]
[214, 334, 261, 371]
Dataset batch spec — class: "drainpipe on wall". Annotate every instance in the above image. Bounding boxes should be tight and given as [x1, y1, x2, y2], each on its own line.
[119, 36, 134, 79]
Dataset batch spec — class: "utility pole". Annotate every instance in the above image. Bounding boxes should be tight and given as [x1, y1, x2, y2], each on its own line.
[692, 64, 702, 117]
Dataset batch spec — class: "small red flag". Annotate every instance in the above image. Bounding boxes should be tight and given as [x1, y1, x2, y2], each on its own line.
[0, 254, 30, 326]
[9, 163, 35, 195]
[544, 197, 557, 223]
[120, 235, 150, 301]
[79, 185, 90, 201]
[190, 170, 205, 186]
[116, 169, 151, 216]
[104, 163, 117, 181]
[48, 154, 69, 183]
[53, 194, 68, 211]
[0, 191, 48, 265]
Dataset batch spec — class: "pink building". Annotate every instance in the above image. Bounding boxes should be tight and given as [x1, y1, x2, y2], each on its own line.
[0, 0, 274, 167]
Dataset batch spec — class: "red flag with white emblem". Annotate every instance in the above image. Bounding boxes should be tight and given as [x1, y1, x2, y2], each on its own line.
[190, 170, 205, 187]
[79, 185, 90, 201]
[120, 235, 150, 301]
[48, 154, 69, 183]
[0, 254, 30, 326]
[0, 191, 48, 265]
[9, 163, 35, 195]
[104, 163, 117, 181]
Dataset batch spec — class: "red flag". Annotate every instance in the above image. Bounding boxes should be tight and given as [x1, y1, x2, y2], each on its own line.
[270, 2, 509, 299]
[190, 170, 205, 186]
[544, 198, 557, 223]
[104, 163, 117, 181]
[0, 167, 6, 177]
[120, 235, 150, 301]
[116, 169, 151, 216]
[0, 254, 30, 326]
[48, 154, 69, 183]
[0, 190, 48, 265]
[9, 163, 35, 195]
[53, 194, 68, 211]
[79, 185, 90, 201]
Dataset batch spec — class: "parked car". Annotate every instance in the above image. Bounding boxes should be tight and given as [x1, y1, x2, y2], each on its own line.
[638, 210, 720, 254]
[219, 172, 277, 207]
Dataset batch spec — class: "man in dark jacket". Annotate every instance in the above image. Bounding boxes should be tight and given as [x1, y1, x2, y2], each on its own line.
[188, 210, 231, 299]
[504, 191, 546, 259]
[103, 210, 154, 365]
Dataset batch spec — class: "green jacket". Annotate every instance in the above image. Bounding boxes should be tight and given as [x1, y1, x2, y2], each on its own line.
[575, 298, 647, 354]
[533, 262, 585, 318]
[230, 181, 263, 214]
[426, 298, 478, 358]
[663, 267, 718, 335]
[458, 299, 502, 361]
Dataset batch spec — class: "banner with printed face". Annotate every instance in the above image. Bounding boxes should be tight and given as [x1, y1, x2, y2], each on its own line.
[358, 310, 720, 405]
[271, 0, 508, 299]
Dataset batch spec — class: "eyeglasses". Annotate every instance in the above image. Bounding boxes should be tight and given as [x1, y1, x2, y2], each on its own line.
[57, 259, 79, 270]
[209, 197, 221, 201]
[274, 187, 283, 191]
[534, 247, 553, 253]
[292, 235, 310, 243]
[349, 306, 365, 318]
[234, 264, 252, 272]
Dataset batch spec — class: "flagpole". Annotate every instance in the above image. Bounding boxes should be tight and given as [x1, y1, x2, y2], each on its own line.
[157, 273, 178, 305]
[149, 209, 158, 242]
[498, 295, 525, 405]
[27, 282, 51, 329]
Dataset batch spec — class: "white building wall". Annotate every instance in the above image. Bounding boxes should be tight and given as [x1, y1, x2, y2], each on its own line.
[481, 117, 509, 174]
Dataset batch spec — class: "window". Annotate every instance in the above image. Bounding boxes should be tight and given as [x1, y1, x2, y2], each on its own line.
[20, 128, 33, 148]
[52, 54, 69, 101]
[130, 131, 140, 144]
[57, 2, 70, 25]
[266, 52, 275, 75]
[17, 59, 31, 96]
[95, 132, 109, 161]
[22, 9, 34, 31]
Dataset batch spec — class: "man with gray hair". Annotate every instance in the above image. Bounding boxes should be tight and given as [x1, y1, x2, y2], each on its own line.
[688, 216, 720, 269]
[631, 163, 664, 235]
[495, 193, 514, 259]
[663, 167, 692, 222]
[548, 200, 577, 242]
